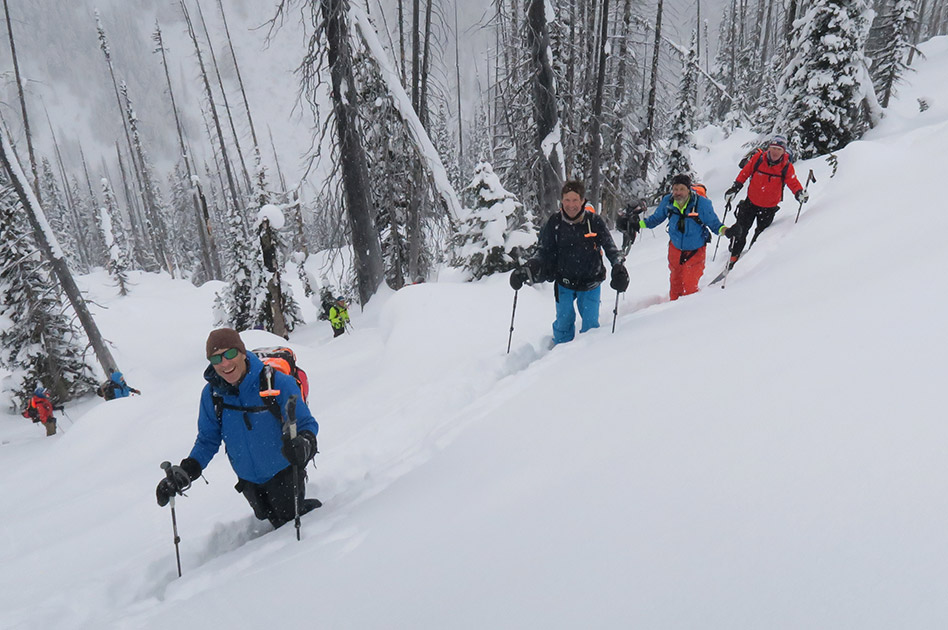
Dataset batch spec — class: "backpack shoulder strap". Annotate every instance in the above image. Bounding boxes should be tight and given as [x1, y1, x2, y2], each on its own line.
[751, 150, 765, 176]
[211, 369, 283, 425]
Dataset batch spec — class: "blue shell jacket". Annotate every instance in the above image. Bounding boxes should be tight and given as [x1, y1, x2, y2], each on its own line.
[188, 351, 319, 485]
[643, 192, 725, 251]
[110, 371, 131, 398]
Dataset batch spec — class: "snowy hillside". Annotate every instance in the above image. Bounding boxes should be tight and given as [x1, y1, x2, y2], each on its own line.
[2, 36, 947, 630]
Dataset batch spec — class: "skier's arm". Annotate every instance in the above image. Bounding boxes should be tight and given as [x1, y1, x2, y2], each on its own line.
[642, 197, 670, 230]
[188, 388, 223, 469]
[784, 163, 804, 195]
[698, 197, 725, 235]
[594, 215, 623, 265]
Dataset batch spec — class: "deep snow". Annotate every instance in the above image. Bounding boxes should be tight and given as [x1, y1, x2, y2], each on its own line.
[2, 36, 947, 630]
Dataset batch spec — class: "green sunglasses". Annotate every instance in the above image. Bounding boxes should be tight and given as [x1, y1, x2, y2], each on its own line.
[209, 347, 240, 365]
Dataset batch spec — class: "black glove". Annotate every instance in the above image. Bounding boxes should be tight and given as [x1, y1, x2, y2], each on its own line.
[180, 457, 202, 481]
[27, 407, 39, 422]
[156, 465, 191, 507]
[725, 182, 742, 200]
[795, 189, 809, 203]
[510, 259, 540, 290]
[610, 264, 630, 292]
[723, 224, 743, 239]
[282, 431, 317, 466]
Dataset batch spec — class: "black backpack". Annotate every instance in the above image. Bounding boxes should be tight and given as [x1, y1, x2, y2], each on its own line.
[96, 381, 118, 401]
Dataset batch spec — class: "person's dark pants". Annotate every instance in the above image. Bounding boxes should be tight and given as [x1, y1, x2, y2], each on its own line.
[236, 465, 307, 527]
[730, 200, 778, 258]
[332, 325, 345, 338]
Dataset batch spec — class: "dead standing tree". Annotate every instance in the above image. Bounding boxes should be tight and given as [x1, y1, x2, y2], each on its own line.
[0, 127, 118, 377]
[526, 0, 564, 214]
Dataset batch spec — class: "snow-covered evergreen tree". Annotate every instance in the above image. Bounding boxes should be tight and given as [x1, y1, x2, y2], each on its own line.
[777, 0, 879, 158]
[213, 205, 256, 331]
[39, 158, 84, 272]
[454, 162, 537, 280]
[167, 164, 203, 283]
[98, 178, 131, 295]
[68, 176, 102, 270]
[0, 183, 95, 409]
[658, 31, 699, 194]
[867, 0, 918, 107]
[249, 153, 303, 336]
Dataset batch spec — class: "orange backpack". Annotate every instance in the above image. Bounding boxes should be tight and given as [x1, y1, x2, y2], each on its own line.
[253, 346, 310, 403]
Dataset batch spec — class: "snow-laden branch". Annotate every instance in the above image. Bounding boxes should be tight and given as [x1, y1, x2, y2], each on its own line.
[348, 4, 463, 222]
[0, 129, 64, 260]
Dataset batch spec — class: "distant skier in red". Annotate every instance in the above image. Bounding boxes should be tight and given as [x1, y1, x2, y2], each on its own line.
[23, 387, 57, 436]
[725, 134, 807, 266]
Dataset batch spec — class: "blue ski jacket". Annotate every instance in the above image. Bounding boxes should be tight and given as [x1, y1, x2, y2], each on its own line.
[188, 351, 319, 485]
[110, 371, 132, 398]
[643, 192, 725, 252]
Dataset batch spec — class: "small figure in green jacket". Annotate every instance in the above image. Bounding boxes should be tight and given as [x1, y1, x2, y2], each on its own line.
[320, 290, 350, 338]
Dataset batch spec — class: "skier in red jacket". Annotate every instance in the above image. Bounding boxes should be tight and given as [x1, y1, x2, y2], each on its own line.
[724, 135, 807, 266]
[22, 387, 57, 436]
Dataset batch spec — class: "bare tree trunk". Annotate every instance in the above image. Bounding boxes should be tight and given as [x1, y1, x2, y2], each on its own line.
[155, 19, 220, 280]
[114, 142, 153, 266]
[526, 0, 564, 212]
[588, 0, 610, 210]
[268, 125, 289, 194]
[181, 0, 244, 236]
[454, 2, 463, 170]
[641, 0, 665, 181]
[419, 0, 433, 128]
[3, 0, 41, 204]
[322, 0, 384, 304]
[411, 0, 420, 111]
[96, 12, 156, 269]
[194, 0, 253, 195]
[217, 0, 259, 150]
[760, 0, 774, 61]
[398, 0, 407, 86]
[0, 128, 118, 377]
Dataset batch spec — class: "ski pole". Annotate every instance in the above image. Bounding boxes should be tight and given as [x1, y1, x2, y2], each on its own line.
[506, 289, 519, 354]
[611, 291, 621, 333]
[794, 169, 816, 224]
[712, 199, 732, 261]
[285, 396, 301, 541]
[160, 461, 184, 577]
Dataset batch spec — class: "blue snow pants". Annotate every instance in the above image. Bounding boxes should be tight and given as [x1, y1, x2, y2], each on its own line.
[552, 284, 601, 344]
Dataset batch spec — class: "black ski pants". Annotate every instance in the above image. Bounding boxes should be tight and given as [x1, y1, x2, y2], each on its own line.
[236, 465, 307, 527]
[730, 200, 778, 258]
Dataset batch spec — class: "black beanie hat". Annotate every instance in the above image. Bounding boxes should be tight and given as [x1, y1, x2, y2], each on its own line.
[671, 174, 692, 188]
[206, 328, 246, 359]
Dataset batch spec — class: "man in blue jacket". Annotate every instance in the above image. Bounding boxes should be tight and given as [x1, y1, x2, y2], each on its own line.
[510, 180, 629, 345]
[156, 328, 321, 528]
[631, 174, 740, 300]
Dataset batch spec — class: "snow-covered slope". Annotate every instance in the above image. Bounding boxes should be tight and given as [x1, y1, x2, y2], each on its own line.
[2, 36, 947, 630]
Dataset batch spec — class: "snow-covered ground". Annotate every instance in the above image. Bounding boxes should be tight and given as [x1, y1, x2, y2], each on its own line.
[2, 36, 947, 630]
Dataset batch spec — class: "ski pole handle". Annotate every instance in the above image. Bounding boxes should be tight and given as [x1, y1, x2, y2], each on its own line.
[286, 395, 298, 439]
